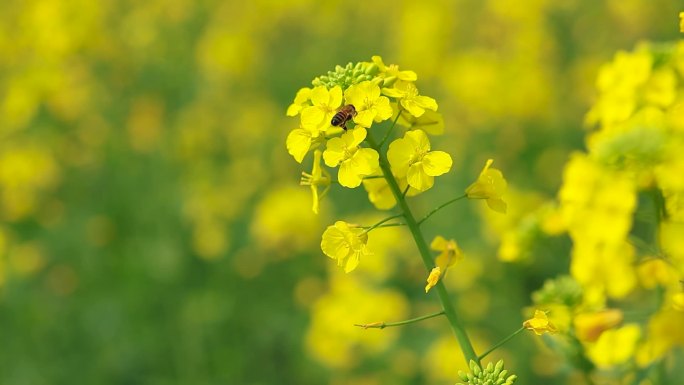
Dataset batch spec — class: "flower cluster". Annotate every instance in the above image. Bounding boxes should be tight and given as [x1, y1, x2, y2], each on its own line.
[286, 56, 449, 214]
[521, 41, 684, 373]
[456, 360, 517, 385]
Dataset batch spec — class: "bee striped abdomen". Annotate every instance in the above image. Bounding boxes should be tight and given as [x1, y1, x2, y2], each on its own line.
[331, 104, 357, 129]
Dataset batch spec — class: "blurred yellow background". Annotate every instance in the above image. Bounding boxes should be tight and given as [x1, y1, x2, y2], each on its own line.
[0, 0, 681, 384]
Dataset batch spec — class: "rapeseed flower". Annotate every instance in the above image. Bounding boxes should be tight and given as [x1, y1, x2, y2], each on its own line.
[300, 150, 330, 214]
[344, 81, 393, 128]
[383, 80, 438, 118]
[300, 86, 343, 134]
[362, 174, 419, 210]
[424, 236, 464, 293]
[574, 309, 624, 342]
[320, 221, 372, 273]
[323, 127, 379, 188]
[587, 324, 641, 368]
[286, 87, 312, 116]
[387, 129, 452, 191]
[465, 159, 508, 213]
[396, 107, 445, 135]
[286, 126, 319, 163]
[523, 310, 558, 335]
[372, 55, 417, 84]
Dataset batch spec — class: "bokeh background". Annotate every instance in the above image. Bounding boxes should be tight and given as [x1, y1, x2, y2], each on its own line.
[0, 1, 681, 384]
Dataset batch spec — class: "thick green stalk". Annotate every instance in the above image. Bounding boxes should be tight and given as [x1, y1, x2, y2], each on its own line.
[366, 134, 480, 366]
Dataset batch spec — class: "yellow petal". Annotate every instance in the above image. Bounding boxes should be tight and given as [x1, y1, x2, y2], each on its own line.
[430, 235, 448, 251]
[323, 138, 346, 167]
[407, 164, 434, 191]
[350, 148, 379, 176]
[422, 151, 452, 176]
[387, 137, 413, 177]
[415, 95, 438, 111]
[338, 160, 363, 188]
[486, 198, 507, 214]
[286, 129, 312, 163]
[425, 267, 441, 293]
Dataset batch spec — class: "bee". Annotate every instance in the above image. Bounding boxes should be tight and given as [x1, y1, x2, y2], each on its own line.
[331, 104, 357, 129]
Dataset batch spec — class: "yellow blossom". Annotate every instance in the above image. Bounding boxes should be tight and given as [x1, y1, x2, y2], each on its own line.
[574, 309, 624, 342]
[300, 86, 343, 134]
[320, 221, 372, 273]
[323, 127, 379, 188]
[362, 175, 420, 210]
[286, 126, 319, 163]
[286, 87, 312, 116]
[372, 55, 417, 84]
[344, 81, 393, 128]
[425, 267, 441, 293]
[387, 129, 452, 191]
[587, 324, 641, 368]
[396, 107, 445, 135]
[680, 12, 684, 33]
[465, 159, 507, 213]
[523, 310, 558, 335]
[425, 236, 464, 293]
[383, 80, 438, 118]
[300, 150, 330, 214]
[431, 235, 464, 272]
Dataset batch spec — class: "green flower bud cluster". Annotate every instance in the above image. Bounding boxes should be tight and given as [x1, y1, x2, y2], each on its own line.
[311, 62, 378, 90]
[532, 275, 583, 308]
[456, 360, 517, 385]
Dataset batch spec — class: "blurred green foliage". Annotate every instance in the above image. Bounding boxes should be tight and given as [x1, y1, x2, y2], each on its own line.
[0, 0, 681, 384]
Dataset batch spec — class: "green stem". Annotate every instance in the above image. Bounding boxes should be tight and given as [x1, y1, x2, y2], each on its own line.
[478, 327, 525, 361]
[366, 133, 480, 366]
[361, 222, 406, 229]
[361, 214, 404, 235]
[354, 310, 445, 329]
[379, 108, 403, 148]
[418, 194, 467, 225]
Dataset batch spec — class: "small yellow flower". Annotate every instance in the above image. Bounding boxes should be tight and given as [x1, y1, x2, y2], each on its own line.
[425, 267, 441, 293]
[587, 324, 641, 368]
[344, 81, 393, 128]
[431, 235, 464, 271]
[320, 221, 372, 273]
[323, 127, 379, 188]
[387, 129, 452, 191]
[465, 159, 508, 213]
[574, 309, 624, 342]
[300, 86, 343, 134]
[362, 175, 420, 210]
[396, 107, 445, 135]
[300, 150, 330, 214]
[424, 236, 463, 293]
[523, 310, 558, 335]
[383, 80, 438, 118]
[372, 55, 418, 84]
[286, 87, 312, 116]
[286, 126, 319, 163]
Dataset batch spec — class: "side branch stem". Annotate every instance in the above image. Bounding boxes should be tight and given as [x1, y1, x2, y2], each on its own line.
[354, 310, 445, 329]
[362, 214, 404, 234]
[366, 133, 479, 366]
[478, 327, 525, 361]
[418, 194, 467, 225]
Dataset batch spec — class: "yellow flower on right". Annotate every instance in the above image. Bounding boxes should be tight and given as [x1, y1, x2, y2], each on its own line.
[523, 310, 558, 335]
[465, 159, 508, 213]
